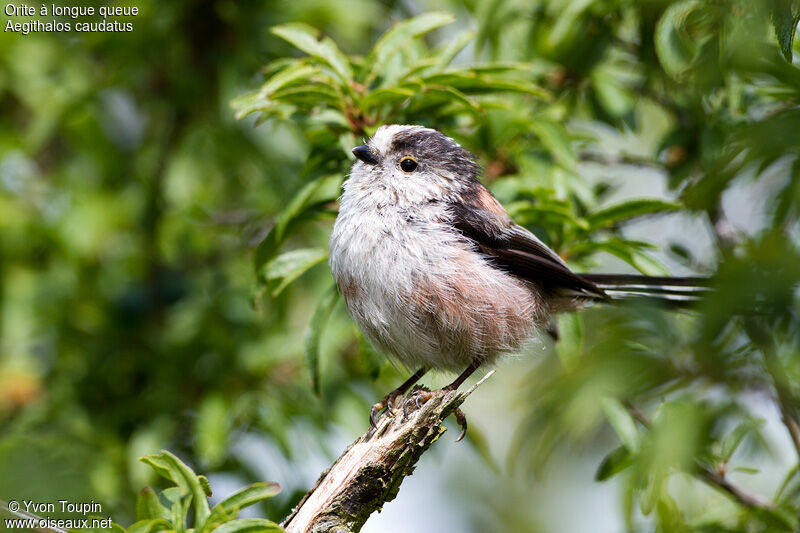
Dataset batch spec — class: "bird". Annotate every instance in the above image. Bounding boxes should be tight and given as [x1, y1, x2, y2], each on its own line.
[329, 124, 707, 439]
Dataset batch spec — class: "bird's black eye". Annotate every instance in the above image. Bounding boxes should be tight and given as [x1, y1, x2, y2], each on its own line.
[400, 156, 418, 172]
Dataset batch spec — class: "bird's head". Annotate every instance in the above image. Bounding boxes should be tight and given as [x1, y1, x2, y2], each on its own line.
[348, 125, 480, 200]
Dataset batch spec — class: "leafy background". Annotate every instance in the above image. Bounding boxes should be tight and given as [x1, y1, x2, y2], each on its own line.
[1, 0, 799, 532]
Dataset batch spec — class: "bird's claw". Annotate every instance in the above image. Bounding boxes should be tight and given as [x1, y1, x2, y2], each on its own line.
[453, 407, 467, 442]
[399, 389, 468, 442]
[402, 389, 433, 420]
[370, 390, 408, 428]
[369, 401, 385, 429]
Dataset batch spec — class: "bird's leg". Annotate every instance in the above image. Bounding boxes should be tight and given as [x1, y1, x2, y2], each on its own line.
[403, 359, 482, 442]
[443, 358, 482, 391]
[370, 368, 426, 428]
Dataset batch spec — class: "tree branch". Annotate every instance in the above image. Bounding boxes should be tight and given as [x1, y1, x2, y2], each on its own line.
[281, 372, 494, 533]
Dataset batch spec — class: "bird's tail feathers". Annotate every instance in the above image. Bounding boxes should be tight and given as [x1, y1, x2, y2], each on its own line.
[579, 273, 710, 306]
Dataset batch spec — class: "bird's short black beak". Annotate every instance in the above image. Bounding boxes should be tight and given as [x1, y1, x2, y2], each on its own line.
[352, 144, 379, 165]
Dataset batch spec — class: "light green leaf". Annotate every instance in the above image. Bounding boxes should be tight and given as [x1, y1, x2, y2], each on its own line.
[555, 312, 583, 371]
[304, 284, 340, 395]
[259, 63, 320, 97]
[263, 248, 329, 296]
[211, 482, 281, 520]
[126, 519, 173, 533]
[654, 0, 700, 79]
[719, 418, 764, 462]
[601, 398, 640, 452]
[271, 23, 353, 83]
[139, 451, 211, 527]
[136, 487, 170, 522]
[568, 240, 668, 276]
[195, 395, 230, 469]
[587, 199, 681, 230]
[529, 118, 575, 171]
[210, 518, 284, 533]
[365, 12, 456, 82]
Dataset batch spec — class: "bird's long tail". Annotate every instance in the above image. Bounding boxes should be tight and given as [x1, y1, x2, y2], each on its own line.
[578, 274, 711, 306]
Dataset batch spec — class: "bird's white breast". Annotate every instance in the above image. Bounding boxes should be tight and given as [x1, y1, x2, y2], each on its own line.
[330, 175, 546, 372]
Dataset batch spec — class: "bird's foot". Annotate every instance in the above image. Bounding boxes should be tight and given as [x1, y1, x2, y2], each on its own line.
[401, 388, 468, 442]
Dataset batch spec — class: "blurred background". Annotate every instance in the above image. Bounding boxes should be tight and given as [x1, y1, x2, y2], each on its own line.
[1, 0, 799, 532]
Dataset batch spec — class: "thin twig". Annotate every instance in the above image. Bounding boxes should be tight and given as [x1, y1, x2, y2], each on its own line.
[624, 402, 776, 512]
[745, 318, 800, 462]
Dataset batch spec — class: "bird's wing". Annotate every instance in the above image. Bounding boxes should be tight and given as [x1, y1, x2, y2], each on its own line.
[449, 184, 605, 298]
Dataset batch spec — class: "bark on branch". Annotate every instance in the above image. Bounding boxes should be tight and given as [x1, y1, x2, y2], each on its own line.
[281, 372, 494, 533]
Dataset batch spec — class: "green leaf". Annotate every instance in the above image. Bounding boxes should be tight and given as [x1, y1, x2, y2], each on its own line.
[506, 201, 587, 230]
[586, 199, 681, 230]
[260, 63, 320, 97]
[732, 466, 760, 474]
[195, 395, 231, 469]
[253, 174, 341, 273]
[365, 12, 456, 82]
[139, 451, 211, 527]
[211, 482, 281, 521]
[136, 487, 170, 522]
[420, 71, 549, 98]
[262, 248, 329, 296]
[210, 518, 284, 533]
[271, 23, 353, 83]
[772, 0, 800, 61]
[360, 87, 416, 109]
[567, 240, 668, 276]
[555, 312, 584, 371]
[304, 285, 340, 395]
[601, 398, 640, 452]
[423, 86, 482, 114]
[358, 329, 382, 379]
[719, 418, 764, 462]
[126, 519, 173, 533]
[654, 0, 700, 79]
[529, 118, 575, 171]
[595, 445, 634, 481]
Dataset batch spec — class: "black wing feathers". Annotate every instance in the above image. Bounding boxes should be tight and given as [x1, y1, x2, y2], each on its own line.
[449, 188, 606, 298]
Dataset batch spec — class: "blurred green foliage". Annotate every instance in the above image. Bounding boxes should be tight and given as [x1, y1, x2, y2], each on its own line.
[1, 0, 799, 532]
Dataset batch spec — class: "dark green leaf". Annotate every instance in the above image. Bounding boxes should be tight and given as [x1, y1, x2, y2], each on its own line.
[304, 285, 340, 395]
[772, 0, 800, 61]
[253, 174, 341, 272]
[586, 200, 681, 230]
[595, 446, 634, 481]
